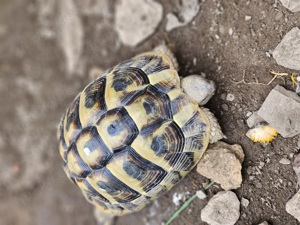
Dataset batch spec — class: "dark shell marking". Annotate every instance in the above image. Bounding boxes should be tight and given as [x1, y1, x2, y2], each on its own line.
[58, 52, 210, 215]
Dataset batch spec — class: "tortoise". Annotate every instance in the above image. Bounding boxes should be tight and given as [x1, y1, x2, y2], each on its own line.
[57, 45, 224, 216]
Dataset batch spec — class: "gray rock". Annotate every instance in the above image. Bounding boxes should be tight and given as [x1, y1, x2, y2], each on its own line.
[246, 111, 265, 128]
[286, 190, 300, 222]
[201, 191, 240, 225]
[166, 0, 200, 32]
[273, 27, 300, 70]
[257, 85, 300, 138]
[279, 0, 300, 12]
[293, 153, 300, 186]
[58, 0, 84, 75]
[181, 75, 216, 105]
[115, 0, 163, 47]
[197, 141, 244, 190]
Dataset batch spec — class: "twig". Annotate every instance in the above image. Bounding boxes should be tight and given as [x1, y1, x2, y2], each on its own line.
[231, 70, 288, 85]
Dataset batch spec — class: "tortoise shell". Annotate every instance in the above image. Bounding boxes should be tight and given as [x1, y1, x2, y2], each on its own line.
[57, 51, 211, 215]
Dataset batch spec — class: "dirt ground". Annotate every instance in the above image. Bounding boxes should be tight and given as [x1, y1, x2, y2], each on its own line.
[1, 0, 300, 224]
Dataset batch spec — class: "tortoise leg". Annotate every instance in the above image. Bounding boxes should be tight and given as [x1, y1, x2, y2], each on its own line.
[201, 107, 226, 144]
[93, 208, 116, 225]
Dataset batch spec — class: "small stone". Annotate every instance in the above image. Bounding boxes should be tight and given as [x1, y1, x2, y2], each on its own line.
[222, 104, 229, 111]
[197, 141, 244, 190]
[273, 27, 300, 70]
[275, 11, 284, 21]
[226, 93, 235, 101]
[165, 0, 200, 31]
[221, 92, 227, 101]
[286, 190, 300, 221]
[246, 111, 265, 128]
[245, 15, 252, 21]
[257, 85, 300, 138]
[228, 27, 234, 36]
[258, 221, 269, 225]
[241, 197, 250, 208]
[246, 111, 253, 117]
[115, 0, 163, 47]
[279, 0, 300, 12]
[279, 158, 291, 165]
[181, 75, 216, 105]
[196, 190, 207, 200]
[201, 191, 240, 225]
[249, 175, 255, 181]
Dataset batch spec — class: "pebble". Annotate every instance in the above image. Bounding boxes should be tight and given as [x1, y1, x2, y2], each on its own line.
[115, 0, 163, 46]
[201, 191, 240, 225]
[197, 141, 244, 190]
[279, 158, 291, 165]
[258, 221, 269, 225]
[221, 92, 227, 101]
[196, 190, 207, 200]
[166, 0, 200, 31]
[241, 197, 250, 208]
[226, 93, 235, 101]
[279, 0, 300, 12]
[245, 15, 252, 21]
[286, 190, 300, 222]
[273, 27, 300, 70]
[221, 104, 229, 111]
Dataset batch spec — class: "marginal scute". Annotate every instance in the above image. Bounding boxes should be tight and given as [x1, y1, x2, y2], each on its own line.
[79, 77, 107, 127]
[58, 51, 213, 215]
[87, 168, 141, 204]
[64, 94, 82, 146]
[66, 143, 92, 178]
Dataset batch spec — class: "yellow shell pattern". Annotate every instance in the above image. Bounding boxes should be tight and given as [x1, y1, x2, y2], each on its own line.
[57, 52, 211, 215]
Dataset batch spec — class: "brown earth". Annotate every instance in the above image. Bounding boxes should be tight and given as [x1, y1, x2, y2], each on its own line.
[1, 0, 300, 225]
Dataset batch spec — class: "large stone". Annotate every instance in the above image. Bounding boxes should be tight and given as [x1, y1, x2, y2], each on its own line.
[197, 141, 244, 190]
[115, 0, 163, 47]
[273, 27, 300, 70]
[201, 191, 240, 225]
[286, 190, 300, 222]
[257, 85, 300, 138]
[279, 0, 300, 12]
[293, 152, 300, 186]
